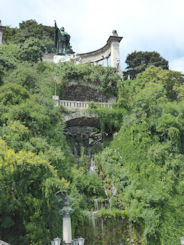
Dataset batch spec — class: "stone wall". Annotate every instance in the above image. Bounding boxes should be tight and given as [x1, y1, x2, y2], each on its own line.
[62, 84, 107, 102]
[42, 53, 54, 62]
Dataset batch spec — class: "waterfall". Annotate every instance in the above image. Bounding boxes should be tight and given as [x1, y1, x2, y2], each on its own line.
[74, 142, 78, 156]
[88, 157, 96, 174]
[88, 210, 98, 232]
[109, 199, 111, 210]
[65, 125, 128, 244]
[94, 199, 99, 211]
[101, 218, 104, 245]
[91, 211, 97, 230]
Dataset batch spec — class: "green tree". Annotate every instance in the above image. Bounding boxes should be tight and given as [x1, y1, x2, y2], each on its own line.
[4, 63, 40, 93]
[4, 19, 56, 53]
[56, 62, 122, 98]
[19, 37, 45, 62]
[124, 51, 169, 79]
[0, 83, 30, 106]
[95, 66, 184, 244]
[0, 138, 68, 245]
[0, 44, 20, 83]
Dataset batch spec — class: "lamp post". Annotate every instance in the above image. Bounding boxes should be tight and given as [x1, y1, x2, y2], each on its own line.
[54, 75, 57, 96]
[72, 239, 78, 245]
[78, 238, 85, 245]
[180, 237, 184, 245]
[51, 237, 61, 245]
[52, 75, 60, 106]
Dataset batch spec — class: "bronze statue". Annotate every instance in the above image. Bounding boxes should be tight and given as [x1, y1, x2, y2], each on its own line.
[54, 21, 72, 55]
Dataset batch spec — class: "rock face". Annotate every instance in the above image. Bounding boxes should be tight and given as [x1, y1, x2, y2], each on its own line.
[62, 84, 107, 102]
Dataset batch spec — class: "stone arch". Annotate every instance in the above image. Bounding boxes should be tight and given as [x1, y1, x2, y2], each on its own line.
[63, 111, 100, 128]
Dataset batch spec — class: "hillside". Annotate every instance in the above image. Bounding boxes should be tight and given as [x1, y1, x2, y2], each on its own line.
[1, 20, 184, 245]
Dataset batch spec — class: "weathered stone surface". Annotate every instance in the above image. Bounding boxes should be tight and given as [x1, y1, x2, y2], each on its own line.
[61, 81, 116, 103]
[64, 113, 100, 128]
[0, 240, 10, 245]
[44, 30, 122, 69]
[0, 20, 6, 45]
[65, 125, 104, 157]
[78, 30, 123, 68]
[42, 53, 54, 62]
[62, 84, 107, 102]
[63, 215, 72, 244]
[53, 54, 72, 63]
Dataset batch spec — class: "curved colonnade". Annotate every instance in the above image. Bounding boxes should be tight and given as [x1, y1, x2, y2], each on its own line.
[77, 30, 123, 69]
[53, 30, 123, 69]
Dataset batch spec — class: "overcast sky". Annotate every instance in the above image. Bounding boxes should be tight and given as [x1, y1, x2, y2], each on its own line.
[1, 0, 184, 72]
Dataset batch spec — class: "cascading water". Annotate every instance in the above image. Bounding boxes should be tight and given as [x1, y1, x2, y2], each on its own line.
[64, 125, 129, 244]
[109, 199, 112, 210]
[89, 157, 96, 174]
[94, 199, 99, 211]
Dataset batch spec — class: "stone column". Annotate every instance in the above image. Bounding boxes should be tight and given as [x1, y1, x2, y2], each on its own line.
[111, 41, 120, 69]
[62, 212, 72, 244]
[107, 30, 122, 69]
[0, 20, 6, 45]
[104, 57, 108, 67]
[0, 32, 2, 45]
[61, 205, 73, 245]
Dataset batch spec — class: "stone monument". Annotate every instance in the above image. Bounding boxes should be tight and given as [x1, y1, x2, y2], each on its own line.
[74, 30, 122, 70]
[54, 21, 73, 63]
[50, 21, 123, 70]
[0, 20, 6, 45]
[109, 30, 122, 69]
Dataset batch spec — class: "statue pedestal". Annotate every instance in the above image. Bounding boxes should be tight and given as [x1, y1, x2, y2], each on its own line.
[53, 55, 73, 64]
[63, 214, 72, 244]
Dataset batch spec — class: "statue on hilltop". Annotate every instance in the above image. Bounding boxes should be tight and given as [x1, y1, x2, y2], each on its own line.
[54, 20, 73, 55]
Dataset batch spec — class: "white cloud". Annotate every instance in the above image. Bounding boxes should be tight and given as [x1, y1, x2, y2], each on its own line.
[170, 57, 184, 73]
[1, 0, 184, 72]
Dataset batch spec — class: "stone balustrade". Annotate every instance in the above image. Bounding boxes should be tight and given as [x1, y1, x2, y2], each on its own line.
[59, 100, 113, 110]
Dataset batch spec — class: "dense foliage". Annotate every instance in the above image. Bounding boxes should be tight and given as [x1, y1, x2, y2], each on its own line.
[0, 40, 123, 244]
[0, 50, 74, 244]
[124, 51, 169, 79]
[0, 139, 68, 244]
[1, 20, 184, 244]
[4, 19, 55, 53]
[55, 62, 121, 99]
[95, 66, 184, 244]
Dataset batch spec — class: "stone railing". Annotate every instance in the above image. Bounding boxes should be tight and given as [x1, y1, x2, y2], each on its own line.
[58, 99, 113, 110]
